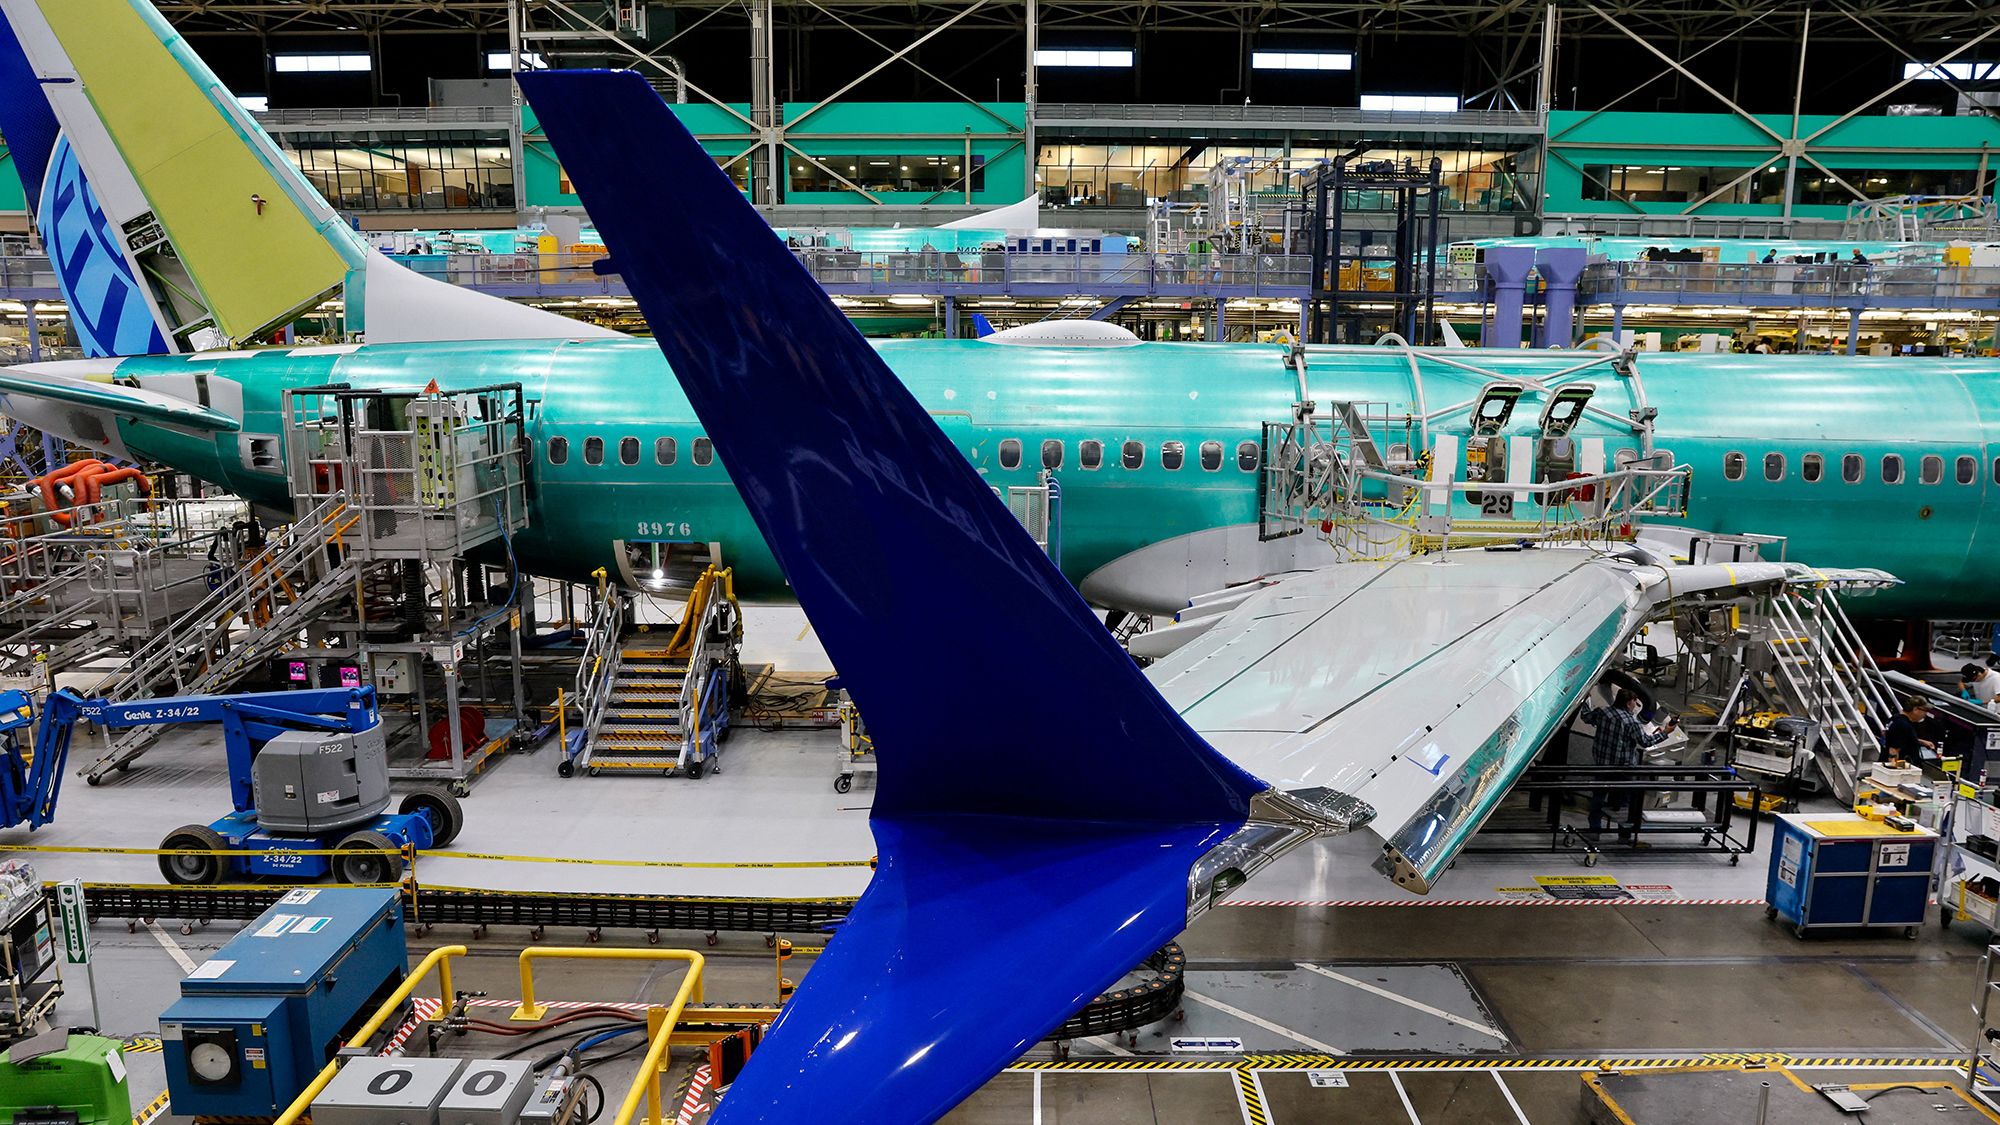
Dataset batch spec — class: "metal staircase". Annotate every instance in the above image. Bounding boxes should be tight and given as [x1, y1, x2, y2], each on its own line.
[80, 495, 364, 782]
[1756, 584, 1898, 803]
[563, 565, 741, 778]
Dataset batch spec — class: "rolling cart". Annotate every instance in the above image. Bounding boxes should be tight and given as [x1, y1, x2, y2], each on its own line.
[0, 860, 60, 1044]
[1764, 812, 1935, 939]
[1940, 782, 2000, 933]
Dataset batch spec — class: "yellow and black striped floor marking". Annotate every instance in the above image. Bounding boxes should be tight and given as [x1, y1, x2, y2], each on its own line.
[1011, 1054, 1965, 1073]
[130, 1089, 169, 1125]
[125, 1035, 162, 1055]
[1234, 1068, 1269, 1125]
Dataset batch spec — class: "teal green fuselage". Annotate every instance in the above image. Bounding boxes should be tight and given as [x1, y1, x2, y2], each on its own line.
[97, 340, 2000, 617]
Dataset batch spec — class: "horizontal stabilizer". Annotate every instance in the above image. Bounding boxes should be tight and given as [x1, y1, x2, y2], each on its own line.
[0, 364, 240, 433]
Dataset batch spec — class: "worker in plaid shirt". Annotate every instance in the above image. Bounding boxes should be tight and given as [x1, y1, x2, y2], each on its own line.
[1581, 688, 1677, 840]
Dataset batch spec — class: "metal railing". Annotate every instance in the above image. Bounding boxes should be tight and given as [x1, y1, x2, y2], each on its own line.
[569, 582, 626, 765]
[1038, 102, 1542, 130]
[1581, 260, 2000, 305]
[253, 105, 514, 129]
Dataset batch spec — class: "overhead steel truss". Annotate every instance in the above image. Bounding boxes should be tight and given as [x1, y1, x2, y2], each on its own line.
[155, 1, 2000, 41]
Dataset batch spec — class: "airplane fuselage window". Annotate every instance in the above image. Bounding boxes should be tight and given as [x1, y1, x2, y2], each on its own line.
[1237, 441, 1260, 472]
[999, 439, 1022, 470]
[1882, 454, 1904, 484]
[1121, 440, 1144, 469]
[1763, 452, 1784, 482]
[656, 436, 676, 466]
[693, 437, 714, 466]
[548, 436, 569, 466]
[1958, 455, 1978, 485]
[1080, 440, 1104, 470]
[619, 437, 640, 466]
[1920, 454, 1944, 485]
[1042, 440, 1064, 470]
[583, 436, 605, 467]
[1723, 451, 1745, 481]
[1842, 454, 1863, 484]
[1161, 441, 1185, 470]
[1200, 441, 1223, 471]
[1801, 453, 1823, 483]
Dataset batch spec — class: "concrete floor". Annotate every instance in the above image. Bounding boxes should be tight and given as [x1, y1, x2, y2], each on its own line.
[8, 606, 1995, 1123]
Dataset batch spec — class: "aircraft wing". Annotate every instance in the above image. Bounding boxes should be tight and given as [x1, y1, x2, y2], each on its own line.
[1151, 547, 1797, 891]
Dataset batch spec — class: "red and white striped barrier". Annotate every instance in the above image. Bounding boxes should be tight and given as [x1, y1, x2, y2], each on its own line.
[676, 1063, 713, 1124]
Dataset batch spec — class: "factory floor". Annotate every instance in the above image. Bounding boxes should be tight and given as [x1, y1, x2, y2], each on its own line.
[8, 607, 1994, 1124]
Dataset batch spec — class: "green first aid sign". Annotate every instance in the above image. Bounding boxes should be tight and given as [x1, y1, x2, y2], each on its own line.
[56, 880, 90, 965]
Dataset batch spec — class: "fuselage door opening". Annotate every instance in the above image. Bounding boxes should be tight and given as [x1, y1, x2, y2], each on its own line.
[1533, 384, 1597, 504]
[617, 539, 721, 594]
[1464, 383, 1524, 507]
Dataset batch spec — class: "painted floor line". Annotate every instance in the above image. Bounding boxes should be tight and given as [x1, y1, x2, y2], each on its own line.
[1490, 1070, 1532, 1125]
[1181, 989, 1347, 1056]
[1294, 962, 1508, 1041]
[145, 920, 198, 974]
[1080, 1035, 1135, 1057]
[1388, 1070, 1422, 1124]
[1031, 1072, 1041, 1125]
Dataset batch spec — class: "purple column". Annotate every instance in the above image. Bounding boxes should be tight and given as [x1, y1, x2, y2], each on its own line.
[1533, 248, 1587, 348]
[1484, 246, 1533, 349]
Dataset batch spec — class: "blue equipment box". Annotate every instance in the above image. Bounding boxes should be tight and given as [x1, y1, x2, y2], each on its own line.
[160, 887, 407, 1118]
[1765, 812, 1935, 937]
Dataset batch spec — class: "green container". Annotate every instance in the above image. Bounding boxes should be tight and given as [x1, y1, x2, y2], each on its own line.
[0, 1031, 133, 1125]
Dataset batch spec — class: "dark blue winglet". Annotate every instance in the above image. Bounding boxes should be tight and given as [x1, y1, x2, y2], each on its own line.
[520, 70, 1266, 1123]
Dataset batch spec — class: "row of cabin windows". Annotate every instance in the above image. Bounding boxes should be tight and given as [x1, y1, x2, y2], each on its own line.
[1722, 450, 1990, 487]
[546, 435, 715, 468]
[996, 438, 1262, 473]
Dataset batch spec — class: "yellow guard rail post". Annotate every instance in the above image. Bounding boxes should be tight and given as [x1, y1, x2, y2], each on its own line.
[609, 953, 705, 1125]
[273, 944, 467, 1125]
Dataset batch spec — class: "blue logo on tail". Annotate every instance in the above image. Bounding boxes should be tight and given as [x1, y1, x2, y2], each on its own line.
[40, 138, 168, 357]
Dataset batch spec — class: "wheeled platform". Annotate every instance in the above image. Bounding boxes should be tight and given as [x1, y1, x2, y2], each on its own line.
[1584, 1063, 1999, 1124]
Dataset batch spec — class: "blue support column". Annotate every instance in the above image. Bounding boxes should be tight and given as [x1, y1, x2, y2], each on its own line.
[1846, 307, 1862, 355]
[1483, 247, 1533, 349]
[22, 301, 39, 362]
[1208, 299, 1223, 341]
[944, 296, 957, 339]
[1533, 248, 1586, 348]
[1610, 304, 1626, 341]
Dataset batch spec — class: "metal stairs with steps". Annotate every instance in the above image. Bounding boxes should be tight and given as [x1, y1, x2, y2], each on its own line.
[561, 564, 742, 779]
[80, 494, 366, 782]
[1756, 584, 1897, 804]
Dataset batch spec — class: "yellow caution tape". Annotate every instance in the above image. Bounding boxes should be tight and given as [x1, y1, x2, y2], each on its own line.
[0, 842, 870, 869]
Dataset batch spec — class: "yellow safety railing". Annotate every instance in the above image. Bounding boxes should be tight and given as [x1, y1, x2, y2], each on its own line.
[274, 944, 467, 1125]
[511, 946, 705, 1021]
[508, 946, 707, 1125]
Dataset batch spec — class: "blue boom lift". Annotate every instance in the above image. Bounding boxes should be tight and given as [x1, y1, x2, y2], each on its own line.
[0, 685, 463, 885]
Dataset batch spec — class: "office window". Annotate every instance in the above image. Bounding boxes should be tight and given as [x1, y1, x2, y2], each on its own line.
[999, 439, 1022, 470]
[583, 437, 604, 467]
[1958, 455, 1978, 485]
[619, 437, 640, 466]
[1237, 441, 1261, 472]
[655, 437, 676, 466]
[1905, 61, 2000, 81]
[1763, 452, 1785, 481]
[273, 53, 371, 73]
[1121, 440, 1144, 469]
[485, 51, 547, 71]
[1252, 51, 1352, 71]
[1200, 441, 1223, 471]
[1080, 440, 1103, 470]
[548, 436, 569, 466]
[1882, 453, 1904, 484]
[1723, 451, 1746, 481]
[1041, 440, 1064, 470]
[1842, 453, 1863, 483]
[692, 437, 714, 466]
[1034, 49, 1134, 68]
[1801, 453, 1823, 483]
[1161, 440, 1185, 470]
[792, 154, 985, 194]
[1359, 94, 1460, 113]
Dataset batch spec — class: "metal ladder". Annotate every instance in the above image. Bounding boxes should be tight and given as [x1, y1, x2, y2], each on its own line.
[1759, 585, 1896, 803]
[80, 494, 364, 781]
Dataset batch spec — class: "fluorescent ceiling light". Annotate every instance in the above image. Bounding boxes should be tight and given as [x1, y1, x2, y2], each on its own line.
[1252, 51, 1352, 71]
[487, 51, 547, 71]
[1360, 94, 1460, 112]
[273, 52, 371, 73]
[237, 95, 269, 112]
[1035, 49, 1134, 68]
[1904, 61, 1998, 81]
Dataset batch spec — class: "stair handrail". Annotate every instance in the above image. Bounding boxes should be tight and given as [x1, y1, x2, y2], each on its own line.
[570, 582, 626, 766]
[671, 567, 737, 763]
